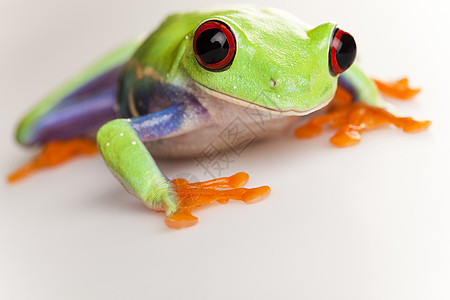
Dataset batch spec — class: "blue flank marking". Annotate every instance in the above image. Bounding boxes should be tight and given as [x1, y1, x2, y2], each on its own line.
[59, 65, 122, 108]
[28, 88, 117, 144]
[129, 104, 185, 141]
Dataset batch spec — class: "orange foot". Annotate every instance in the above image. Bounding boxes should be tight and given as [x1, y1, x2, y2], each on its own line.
[8, 138, 98, 183]
[165, 172, 270, 229]
[373, 77, 421, 100]
[295, 102, 431, 147]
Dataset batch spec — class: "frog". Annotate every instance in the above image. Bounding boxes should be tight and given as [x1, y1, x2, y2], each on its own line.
[8, 6, 430, 229]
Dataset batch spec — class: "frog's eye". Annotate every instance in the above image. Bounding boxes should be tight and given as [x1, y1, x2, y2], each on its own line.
[329, 28, 357, 76]
[193, 20, 236, 72]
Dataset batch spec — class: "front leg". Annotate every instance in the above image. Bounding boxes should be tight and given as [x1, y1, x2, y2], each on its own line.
[295, 65, 430, 146]
[97, 118, 178, 213]
[97, 104, 270, 229]
[97, 103, 203, 215]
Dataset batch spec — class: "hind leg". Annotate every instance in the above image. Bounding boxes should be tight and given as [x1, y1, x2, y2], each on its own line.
[17, 88, 117, 146]
[9, 40, 142, 182]
[9, 88, 117, 182]
[15, 39, 140, 145]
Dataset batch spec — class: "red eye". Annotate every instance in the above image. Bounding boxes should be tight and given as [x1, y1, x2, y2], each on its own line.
[193, 20, 236, 71]
[329, 28, 357, 76]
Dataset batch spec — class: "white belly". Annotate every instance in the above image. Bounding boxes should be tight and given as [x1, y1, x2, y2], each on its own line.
[146, 92, 298, 158]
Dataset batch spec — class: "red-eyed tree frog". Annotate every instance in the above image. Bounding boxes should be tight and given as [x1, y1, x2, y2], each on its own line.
[8, 6, 430, 229]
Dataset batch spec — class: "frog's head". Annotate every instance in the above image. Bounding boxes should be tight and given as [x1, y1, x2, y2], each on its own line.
[180, 7, 357, 115]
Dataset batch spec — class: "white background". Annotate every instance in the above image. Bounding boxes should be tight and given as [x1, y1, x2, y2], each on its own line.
[1, 0, 449, 299]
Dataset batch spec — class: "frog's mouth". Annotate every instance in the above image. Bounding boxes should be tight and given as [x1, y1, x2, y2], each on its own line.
[192, 81, 333, 117]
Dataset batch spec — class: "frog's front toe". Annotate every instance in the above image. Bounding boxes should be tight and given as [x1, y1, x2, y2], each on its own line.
[164, 172, 270, 229]
[373, 78, 421, 100]
[295, 102, 430, 147]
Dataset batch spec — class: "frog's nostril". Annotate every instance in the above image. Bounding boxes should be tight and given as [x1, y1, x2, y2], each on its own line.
[329, 28, 357, 76]
[270, 78, 276, 87]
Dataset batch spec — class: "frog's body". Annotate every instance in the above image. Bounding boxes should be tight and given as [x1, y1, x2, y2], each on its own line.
[11, 7, 429, 229]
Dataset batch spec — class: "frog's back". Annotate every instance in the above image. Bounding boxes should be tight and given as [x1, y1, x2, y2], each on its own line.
[115, 11, 201, 117]
[116, 6, 307, 118]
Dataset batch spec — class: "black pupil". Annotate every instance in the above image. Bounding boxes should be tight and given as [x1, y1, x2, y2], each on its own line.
[196, 28, 229, 64]
[335, 32, 356, 71]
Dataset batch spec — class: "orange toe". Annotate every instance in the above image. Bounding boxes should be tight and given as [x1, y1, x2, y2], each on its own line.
[373, 77, 421, 100]
[8, 138, 98, 183]
[165, 209, 198, 229]
[329, 124, 362, 147]
[242, 186, 271, 204]
[165, 173, 270, 229]
[296, 102, 430, 147]
[395, 118, 431, 133]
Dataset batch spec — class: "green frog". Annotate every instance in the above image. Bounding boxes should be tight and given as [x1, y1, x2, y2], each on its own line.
[9, 7, 430, 229]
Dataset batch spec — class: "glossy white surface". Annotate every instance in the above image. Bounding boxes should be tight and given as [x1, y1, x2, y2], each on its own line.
[1, 0, 449, 299]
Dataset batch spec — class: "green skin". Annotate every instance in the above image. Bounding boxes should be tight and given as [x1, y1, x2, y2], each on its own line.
[136, 8, 342, 112]
[16, 7, 384, 217]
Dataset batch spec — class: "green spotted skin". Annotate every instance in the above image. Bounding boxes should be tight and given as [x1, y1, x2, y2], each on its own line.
[98, 7, 381, 215]
[14, 6, 385, 218]
[132, 7, 339, 114]
[97, 119, 177, 215]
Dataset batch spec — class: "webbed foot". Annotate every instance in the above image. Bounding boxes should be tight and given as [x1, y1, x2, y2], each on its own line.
[8, 138, 98, 182]
[165, 172, 270, 229]
[373, 77, 421, 100]
[295, 86, 431, 147]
